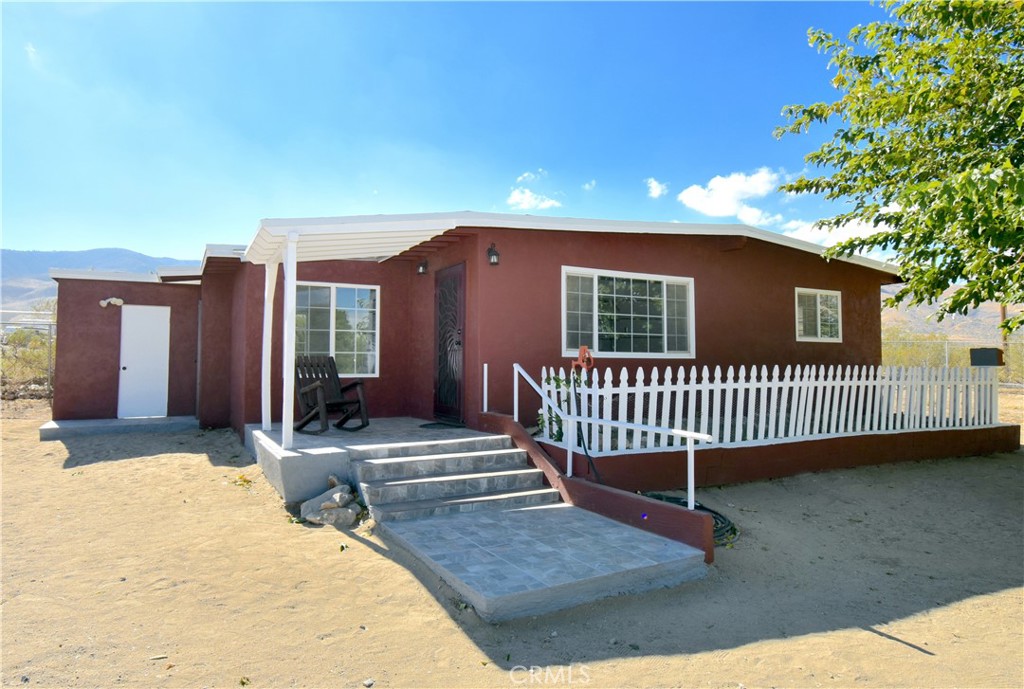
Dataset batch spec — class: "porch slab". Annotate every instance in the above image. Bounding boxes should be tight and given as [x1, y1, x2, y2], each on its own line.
[245, 417, 493, 504]
[379, 502, 707, 622]
[39, 416, 199, 442]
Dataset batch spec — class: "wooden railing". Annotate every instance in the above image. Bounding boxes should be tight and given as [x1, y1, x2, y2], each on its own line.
[513, 364, 712, 509]
[537, 364, 1001, 454]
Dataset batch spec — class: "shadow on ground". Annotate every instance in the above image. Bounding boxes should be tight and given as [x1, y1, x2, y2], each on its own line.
[60, 428, 253, 469]
[52, 423, 1024, 669]
[371, 450, 1024, 669]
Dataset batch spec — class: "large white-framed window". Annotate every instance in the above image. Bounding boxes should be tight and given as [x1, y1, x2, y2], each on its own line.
[795, 287, 842, 343]
[295, 281, 380, 376]
[562, 266, 695, 358]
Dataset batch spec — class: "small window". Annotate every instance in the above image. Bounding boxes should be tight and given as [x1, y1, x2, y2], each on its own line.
[562, 266, 695, 358]
[795, 288, 842, 342]
[296, 282, 380, 376]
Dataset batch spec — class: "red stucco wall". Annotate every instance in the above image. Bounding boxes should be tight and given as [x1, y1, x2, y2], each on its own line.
[51, 226, 895, 434]
[447, 227, 893, 427]
[197, 269, 236, 428]
[51, 278, 200, 420]
[233, 227, 894, 432]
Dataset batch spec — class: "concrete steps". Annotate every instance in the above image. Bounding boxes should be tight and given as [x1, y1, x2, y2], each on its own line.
[351, 435, 561, 521]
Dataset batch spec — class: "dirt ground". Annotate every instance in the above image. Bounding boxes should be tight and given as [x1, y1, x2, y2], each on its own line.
[2, 395, 1022, 689]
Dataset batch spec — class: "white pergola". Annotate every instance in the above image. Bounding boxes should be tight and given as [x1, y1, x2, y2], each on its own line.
[242, 211, 899, 449]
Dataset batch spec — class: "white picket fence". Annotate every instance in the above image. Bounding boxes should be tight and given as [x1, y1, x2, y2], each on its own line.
[538, 364, 1001, 455]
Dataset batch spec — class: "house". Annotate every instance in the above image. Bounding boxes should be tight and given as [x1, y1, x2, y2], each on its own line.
[50, 211, 1018, 488]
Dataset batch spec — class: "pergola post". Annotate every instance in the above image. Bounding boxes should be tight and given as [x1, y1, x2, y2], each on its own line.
[260, 260, 279, 431]
[281, 233, 299, 449]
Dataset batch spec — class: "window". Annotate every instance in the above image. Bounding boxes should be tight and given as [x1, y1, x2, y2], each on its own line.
[296, 282, 380, 376]
[795, 288, 842, 342]
[562, 267, 695, 357]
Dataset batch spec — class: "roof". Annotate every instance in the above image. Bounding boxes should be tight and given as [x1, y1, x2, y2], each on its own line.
[244, 210, 900, 276]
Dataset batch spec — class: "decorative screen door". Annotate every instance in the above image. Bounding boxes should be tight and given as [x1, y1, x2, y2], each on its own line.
[434, 263, 465, 422]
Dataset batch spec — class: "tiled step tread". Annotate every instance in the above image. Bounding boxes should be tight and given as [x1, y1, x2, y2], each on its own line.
[372, 487, 561, 521]
[352, 448, 529, 482]
[362, 467, 542, 491]
[348, 435, 512, 460]
[361, 467, 546, 504]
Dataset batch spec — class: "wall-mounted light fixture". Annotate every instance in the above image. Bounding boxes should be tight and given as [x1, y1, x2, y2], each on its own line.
[99, 297, 125, 308]
[487, 243, 500, 266]
[417, 260, 429, 275]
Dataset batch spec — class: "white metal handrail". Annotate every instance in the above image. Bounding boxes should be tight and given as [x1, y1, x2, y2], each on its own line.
[513, 363, 713, 510]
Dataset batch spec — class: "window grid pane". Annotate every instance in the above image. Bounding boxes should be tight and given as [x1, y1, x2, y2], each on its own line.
[333, 286, 377, 376]
[819, 294, 840, 339]
[295, 284, 379, 375]
[565, 274, 594, 350]
[665, 282, 690, 353]
[596, 276, 664, 353]
[797, 293, 818, 338]
[296, 286, 332, 356]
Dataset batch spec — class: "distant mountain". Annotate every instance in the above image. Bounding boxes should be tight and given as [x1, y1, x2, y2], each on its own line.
[881, 284, 1022, 343]
[1, 248, 198, 315]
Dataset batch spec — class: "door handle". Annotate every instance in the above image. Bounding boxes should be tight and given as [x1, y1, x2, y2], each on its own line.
[122, 366, 127, 371]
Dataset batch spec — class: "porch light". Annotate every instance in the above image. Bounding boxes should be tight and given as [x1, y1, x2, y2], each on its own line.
[487, 242, 500, 266]
[417, 260, 428, 275]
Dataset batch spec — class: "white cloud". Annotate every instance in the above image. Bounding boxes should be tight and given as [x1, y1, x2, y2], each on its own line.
[582, 179, 597, 191]
[506, 187, 561, 210]
[737, 206, 783, 227]
[782, 218, 880, 246]
[516, 168, 547, 184]
[677, 167, 780, 224]
[25, 43, 41, 69]
[645, 177, 668, 199]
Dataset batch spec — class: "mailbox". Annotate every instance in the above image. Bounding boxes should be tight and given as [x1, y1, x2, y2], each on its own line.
[969, 348, 1004, 366]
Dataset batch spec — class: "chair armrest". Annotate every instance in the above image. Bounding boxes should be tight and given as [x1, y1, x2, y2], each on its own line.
[300, 380, 325, 395]
[339, 379, 365, 393]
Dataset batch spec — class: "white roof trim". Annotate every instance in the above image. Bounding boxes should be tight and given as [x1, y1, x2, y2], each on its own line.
[200, 243, 246, 272]
[50, 269, 162, 283]
[243, 211, 900, 275]
[157, 266, 203, 280]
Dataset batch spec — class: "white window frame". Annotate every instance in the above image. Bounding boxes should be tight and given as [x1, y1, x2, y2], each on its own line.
[561, 265, 696, 359]
[296, 280, 381, 377]
[794, 287, 843, 343]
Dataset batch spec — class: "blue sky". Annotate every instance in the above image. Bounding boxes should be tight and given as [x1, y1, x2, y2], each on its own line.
[3, 1, 888, 260]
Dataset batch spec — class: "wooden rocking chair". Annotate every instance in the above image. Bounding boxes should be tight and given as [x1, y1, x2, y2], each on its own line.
[294, 355, 369, 433]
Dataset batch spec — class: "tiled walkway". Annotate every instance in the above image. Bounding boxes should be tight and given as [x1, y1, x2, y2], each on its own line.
[379, 502, 706, 621]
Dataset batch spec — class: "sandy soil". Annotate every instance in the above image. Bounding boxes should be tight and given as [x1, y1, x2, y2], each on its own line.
[2, 398, 1022, 689]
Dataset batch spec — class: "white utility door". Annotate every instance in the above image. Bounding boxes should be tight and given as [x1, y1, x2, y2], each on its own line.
[118, 305, 171, 418]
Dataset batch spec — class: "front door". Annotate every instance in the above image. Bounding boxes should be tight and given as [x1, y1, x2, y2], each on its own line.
[117, 305, 171, 418]
[434, 263, 465, 423]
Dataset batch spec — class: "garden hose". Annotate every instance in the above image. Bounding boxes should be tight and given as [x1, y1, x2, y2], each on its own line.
[641, 491, 739, 546]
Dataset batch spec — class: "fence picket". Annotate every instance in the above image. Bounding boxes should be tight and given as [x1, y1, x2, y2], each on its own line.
[744, 365, 757, 442]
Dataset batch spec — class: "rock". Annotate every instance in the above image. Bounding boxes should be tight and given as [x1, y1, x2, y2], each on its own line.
[363, 679, 375, 688]
[300, 486, 353, 520]
[308, 505, 359, 528]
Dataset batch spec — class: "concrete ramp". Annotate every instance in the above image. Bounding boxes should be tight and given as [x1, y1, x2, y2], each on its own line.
[378, 503, 706, 622]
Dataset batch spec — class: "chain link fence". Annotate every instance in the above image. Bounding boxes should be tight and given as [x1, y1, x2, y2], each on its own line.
[881, 338, 1023, 386]
[1, 314, 56, 400]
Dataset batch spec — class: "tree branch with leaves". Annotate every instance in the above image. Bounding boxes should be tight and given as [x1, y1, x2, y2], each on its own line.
[776, 0, 1023, 333]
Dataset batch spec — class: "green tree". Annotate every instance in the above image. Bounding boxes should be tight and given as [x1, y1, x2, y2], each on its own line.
[775, 0, 1024, 333]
